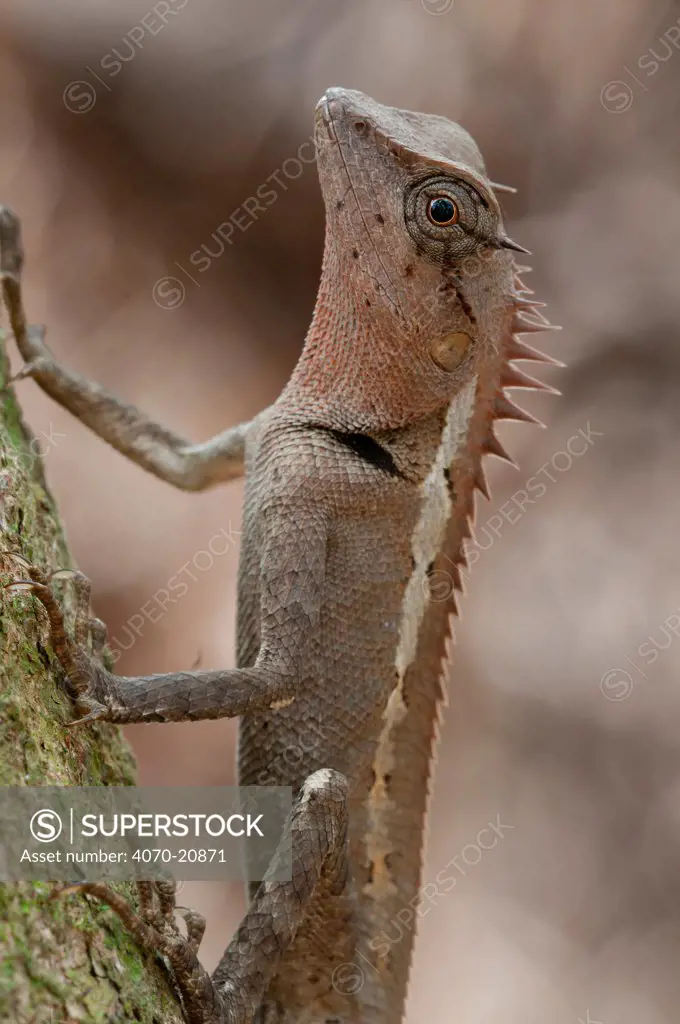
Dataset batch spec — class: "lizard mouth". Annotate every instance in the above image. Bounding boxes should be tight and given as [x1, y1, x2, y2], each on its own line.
[314, 87, 347, 144]
[314, 95, 332, 143]
[314, 89, 333, 120]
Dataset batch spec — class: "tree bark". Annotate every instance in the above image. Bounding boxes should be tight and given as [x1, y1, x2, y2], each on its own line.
[0, 319, 184, 1019]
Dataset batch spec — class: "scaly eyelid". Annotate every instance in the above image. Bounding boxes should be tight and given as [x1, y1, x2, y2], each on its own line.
[408, 162, 499, 217]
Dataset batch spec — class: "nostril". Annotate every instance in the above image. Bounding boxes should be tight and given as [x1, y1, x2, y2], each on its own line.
[352, 120, 368, 136]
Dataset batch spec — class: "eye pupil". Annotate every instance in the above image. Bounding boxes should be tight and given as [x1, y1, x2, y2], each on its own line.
[427, 197, 458, 225]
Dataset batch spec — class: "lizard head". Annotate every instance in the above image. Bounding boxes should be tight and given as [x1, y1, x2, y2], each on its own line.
[298, 87, 550, 433]
[308, 87, 526, 427]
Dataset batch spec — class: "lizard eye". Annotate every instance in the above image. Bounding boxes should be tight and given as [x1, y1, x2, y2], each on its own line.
[404, 174, 497, 262]
[427, 197, 458, 226]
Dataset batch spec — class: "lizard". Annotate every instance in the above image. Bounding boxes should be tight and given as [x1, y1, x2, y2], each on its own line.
[0, 87, 559, 1024]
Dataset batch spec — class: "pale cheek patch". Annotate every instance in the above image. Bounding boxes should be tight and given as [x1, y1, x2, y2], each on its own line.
[363, 377, 478, 943]
[430, 332, 471, 372]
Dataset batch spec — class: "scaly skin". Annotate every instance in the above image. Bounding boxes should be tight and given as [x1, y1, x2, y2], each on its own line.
[1, 88, 557, 1024]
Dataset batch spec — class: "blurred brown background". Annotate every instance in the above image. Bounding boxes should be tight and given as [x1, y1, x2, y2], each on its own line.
[2, 0, 680, 1019]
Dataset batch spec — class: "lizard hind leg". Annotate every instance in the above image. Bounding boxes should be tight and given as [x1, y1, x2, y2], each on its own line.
[61, 771, 349, 1024]
[212, 768, 351, 1023]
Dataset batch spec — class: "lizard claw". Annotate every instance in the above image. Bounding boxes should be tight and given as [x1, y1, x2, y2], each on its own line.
[4, 578, 51, 597]
[1, 325, 52, 389]
[67, 706, 106, 727]
[8, 356, 52, 385]
[48, 569, 82, 582]
[5, 579, 38, 592]
[0, 550, 33, 570]
[1, 552, 50, 591]
[174, 904, 207, 953]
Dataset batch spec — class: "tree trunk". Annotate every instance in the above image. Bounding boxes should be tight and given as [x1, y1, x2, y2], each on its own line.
[0, 334, 184, 1021]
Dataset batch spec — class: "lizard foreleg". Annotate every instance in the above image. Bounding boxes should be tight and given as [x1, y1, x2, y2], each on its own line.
[0, 207, 250, 491]
[4, 560, 298, 722]
[4, 504, 327, 726]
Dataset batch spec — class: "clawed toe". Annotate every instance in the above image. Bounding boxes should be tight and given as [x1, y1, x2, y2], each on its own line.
[67, 703, 107, 727]
[6, 325, 52, 385]
[1, 550, 33, 571]
[8, 355, 51, 385]
[60, 882, 220, 1023]
[4, 565, 64, 618]
[4, 578, 47, 594]
[4, 578, 53, 604]
[89, 617, 108, 654]
[49, 568, 83, 583]
[3, 555, 110, 717]
[176, 906, 207, 954]
[2, 550, 47, 585]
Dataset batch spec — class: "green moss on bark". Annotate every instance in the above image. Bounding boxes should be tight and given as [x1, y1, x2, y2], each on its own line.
[0, 336, 185, 1022]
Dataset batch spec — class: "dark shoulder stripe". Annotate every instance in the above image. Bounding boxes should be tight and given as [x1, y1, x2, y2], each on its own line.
[320, 428, 405, 479]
